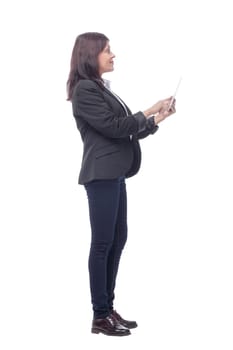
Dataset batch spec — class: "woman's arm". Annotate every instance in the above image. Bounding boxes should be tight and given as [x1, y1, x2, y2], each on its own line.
[73, 80, 150, 138]
[73, 80, 175, 139]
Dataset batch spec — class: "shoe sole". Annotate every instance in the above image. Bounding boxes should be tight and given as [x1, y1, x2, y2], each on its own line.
[91, 328, 131, 336]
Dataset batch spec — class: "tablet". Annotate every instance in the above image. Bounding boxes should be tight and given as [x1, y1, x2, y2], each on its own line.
[168, 77, 182, 110]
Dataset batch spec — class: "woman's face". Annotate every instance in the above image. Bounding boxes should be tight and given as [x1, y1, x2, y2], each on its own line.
[98, 41, 115, 76]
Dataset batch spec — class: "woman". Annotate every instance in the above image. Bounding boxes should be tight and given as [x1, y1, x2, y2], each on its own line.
[67, 32, 176, 336]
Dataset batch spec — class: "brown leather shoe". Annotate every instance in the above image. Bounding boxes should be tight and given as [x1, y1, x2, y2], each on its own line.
[91, 315, 131, 336]
[111, 310, 138, 329]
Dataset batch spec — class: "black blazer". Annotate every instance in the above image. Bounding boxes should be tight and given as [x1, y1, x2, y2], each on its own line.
[72, 79, 159, 184]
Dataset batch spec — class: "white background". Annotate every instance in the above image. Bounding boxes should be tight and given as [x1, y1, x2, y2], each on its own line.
[0, 0, 233, 349]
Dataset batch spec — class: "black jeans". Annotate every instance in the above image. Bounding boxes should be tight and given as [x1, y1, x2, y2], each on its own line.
[84, 177, 127, 319]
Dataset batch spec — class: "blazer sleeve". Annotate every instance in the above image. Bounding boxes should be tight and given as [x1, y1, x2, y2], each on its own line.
[136, 116, 159, 140]
[72, 80, 156, 139]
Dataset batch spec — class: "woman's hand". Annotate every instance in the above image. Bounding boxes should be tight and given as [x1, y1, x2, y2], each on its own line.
[154, 98, 176, 124]
[143, 97, 174, 118]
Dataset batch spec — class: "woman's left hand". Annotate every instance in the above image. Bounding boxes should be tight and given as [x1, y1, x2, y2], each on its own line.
[154, 99, 176, 124]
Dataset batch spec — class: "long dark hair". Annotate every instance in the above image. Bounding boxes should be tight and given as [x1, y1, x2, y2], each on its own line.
[66, 32, 109, 101]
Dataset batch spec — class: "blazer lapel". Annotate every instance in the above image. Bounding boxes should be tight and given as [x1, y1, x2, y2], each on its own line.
[103, 86, 131, 116]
